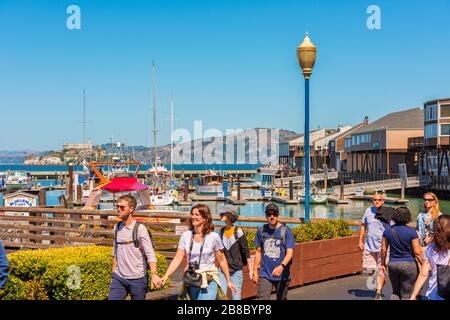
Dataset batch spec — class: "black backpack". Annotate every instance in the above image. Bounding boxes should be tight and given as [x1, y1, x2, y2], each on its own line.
[114, 221, 155, 249]
[220, 227, 248, 266]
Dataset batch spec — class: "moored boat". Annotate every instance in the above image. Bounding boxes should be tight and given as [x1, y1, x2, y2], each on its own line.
[5, 170, 32, 191]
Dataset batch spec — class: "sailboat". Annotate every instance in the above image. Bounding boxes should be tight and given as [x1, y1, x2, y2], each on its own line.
[147, 62, 174, 206]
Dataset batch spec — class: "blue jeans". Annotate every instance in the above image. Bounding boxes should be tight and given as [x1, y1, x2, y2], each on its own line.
[189, 279, 218, 300]
[219, 269, 243, 300]
[108, 272, 148, 300]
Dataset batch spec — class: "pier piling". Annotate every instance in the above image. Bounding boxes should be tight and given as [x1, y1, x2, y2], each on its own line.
[289, 180, 294, 200]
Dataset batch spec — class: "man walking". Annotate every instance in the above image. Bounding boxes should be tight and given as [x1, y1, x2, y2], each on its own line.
[359, 194, 390, 300]
[108, 195, 162, 300]
[253, 203, 295, 300]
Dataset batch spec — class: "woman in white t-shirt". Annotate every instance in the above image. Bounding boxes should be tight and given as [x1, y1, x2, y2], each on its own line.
[161, 204, 237, 300]
[411, 215, 450, 300]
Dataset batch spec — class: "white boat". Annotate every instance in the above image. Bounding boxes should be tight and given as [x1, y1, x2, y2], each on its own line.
[194, 172, 224, 196]
[298, 185, 328, 204]
[150, 192, 175, 206]
[5, 171, 32, 191]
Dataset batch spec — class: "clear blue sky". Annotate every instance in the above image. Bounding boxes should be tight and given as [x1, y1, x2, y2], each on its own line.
[1, 0, 449, 151]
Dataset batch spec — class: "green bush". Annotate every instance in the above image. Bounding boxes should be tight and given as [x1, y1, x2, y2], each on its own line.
[244, 220, 353, 248]
[3, 245, 168, 300]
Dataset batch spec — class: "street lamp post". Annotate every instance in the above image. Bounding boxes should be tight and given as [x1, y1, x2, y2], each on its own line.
[297, 32, 317, 222]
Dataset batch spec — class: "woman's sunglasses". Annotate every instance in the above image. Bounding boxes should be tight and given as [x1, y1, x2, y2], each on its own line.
[423, 198, 435, 202]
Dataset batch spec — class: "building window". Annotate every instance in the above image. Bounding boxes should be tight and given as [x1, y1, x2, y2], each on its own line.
[425, 104, 438, 121]
[441, 124, 450, 136]
[441, 104, 450, 118]
[425, 123, 438, 138]
[345, 138, 351, 148]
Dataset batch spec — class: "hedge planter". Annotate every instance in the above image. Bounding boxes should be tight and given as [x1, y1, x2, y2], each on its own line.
[240, 235, 362, 299]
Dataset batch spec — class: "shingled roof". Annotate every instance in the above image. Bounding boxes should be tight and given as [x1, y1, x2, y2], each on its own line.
[352, 107, 423, 134]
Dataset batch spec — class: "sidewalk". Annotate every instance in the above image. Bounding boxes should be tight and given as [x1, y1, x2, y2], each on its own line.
[147, 273, 428, 300]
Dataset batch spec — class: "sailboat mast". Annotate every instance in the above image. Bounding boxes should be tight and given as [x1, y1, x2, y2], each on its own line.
[152, 62, 158, 176]
[170, 95, 174, 179]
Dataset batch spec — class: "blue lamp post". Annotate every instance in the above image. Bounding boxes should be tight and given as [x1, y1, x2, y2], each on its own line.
[297, 33, 317, 222]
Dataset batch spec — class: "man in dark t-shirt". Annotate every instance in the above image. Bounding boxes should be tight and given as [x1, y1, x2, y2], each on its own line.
[253, 203, 295, 300]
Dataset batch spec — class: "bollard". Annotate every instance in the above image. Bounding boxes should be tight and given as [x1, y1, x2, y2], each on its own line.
[340, 180, 344, 200]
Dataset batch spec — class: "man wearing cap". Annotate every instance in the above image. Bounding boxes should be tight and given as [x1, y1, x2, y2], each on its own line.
[253, 203, 295, 300]
[217, 205, 252, 300]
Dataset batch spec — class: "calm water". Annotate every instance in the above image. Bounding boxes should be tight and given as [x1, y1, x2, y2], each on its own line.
[1, 188, 449, 225]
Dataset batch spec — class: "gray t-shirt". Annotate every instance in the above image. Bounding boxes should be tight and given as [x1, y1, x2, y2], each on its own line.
[113, 220, 157, 279]
[178, 230, 223, 270]
[362, 206, 389, 252]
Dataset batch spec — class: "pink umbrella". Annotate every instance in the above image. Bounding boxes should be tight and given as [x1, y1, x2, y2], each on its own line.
[100, 177, 149, 193]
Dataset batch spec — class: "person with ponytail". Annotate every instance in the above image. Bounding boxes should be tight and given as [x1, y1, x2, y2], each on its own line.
[416, 192, 443, 247]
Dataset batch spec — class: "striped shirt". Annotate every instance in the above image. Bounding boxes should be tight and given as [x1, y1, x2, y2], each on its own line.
[112, 220, 156, 279]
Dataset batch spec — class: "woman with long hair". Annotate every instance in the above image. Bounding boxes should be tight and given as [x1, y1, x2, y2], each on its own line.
[416, 192, 442, 247]
[160, 204, 236, 300]
[411, 215, 450, 300]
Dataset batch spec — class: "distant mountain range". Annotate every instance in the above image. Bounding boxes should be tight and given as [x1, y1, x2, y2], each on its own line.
[3, 128, 298, 165]
[0, 150, 46, 164]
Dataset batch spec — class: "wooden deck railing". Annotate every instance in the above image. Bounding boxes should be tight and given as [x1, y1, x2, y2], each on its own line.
[0, 206, 363, 258]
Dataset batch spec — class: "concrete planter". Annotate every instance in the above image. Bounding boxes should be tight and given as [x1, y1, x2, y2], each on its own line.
[240, 235, 362, 299]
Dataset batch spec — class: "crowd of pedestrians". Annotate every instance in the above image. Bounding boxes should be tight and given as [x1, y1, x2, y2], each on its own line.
[107, 196, 295, 300]
[0, 191, 447, 301]
[360, 192, 449, 300]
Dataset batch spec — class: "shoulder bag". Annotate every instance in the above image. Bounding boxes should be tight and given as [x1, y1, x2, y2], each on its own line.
[436, 255, 450, 299]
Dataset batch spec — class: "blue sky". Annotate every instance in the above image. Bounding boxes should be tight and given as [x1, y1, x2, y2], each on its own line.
[1, 0, 449, 150]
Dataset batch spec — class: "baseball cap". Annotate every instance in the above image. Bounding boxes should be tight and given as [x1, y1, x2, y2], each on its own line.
[265, 203, 279, 215]
[218, 204, 238, 215]
[218, 205, 238, 223]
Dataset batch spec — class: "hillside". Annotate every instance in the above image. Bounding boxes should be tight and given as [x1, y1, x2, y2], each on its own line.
[11, 128, 298, 165]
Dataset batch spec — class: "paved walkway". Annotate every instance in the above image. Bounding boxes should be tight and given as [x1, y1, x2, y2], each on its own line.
[148, 272, 429, 300]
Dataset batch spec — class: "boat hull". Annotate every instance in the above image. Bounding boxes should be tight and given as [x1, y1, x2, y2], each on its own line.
[195, 185, 223, 196]
[5, 183, 32, 191]
[298, 195, 328, 204]
[150, 195, 174, 206]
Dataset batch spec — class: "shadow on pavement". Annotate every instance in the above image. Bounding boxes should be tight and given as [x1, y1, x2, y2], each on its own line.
[347, 289, 376, 298]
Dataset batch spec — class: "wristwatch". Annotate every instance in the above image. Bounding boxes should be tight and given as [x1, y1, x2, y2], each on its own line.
[281, 263, 286, 268]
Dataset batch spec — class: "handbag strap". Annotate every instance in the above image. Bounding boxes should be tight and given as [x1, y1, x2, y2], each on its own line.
[187, 230, 205, 266]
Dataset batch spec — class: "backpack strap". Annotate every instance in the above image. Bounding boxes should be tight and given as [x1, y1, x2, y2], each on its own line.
[132, 221, 141, 248]
[115, 221, 142, 248]
[114, 221, 122, 247]
[280, 225, 287, 250]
